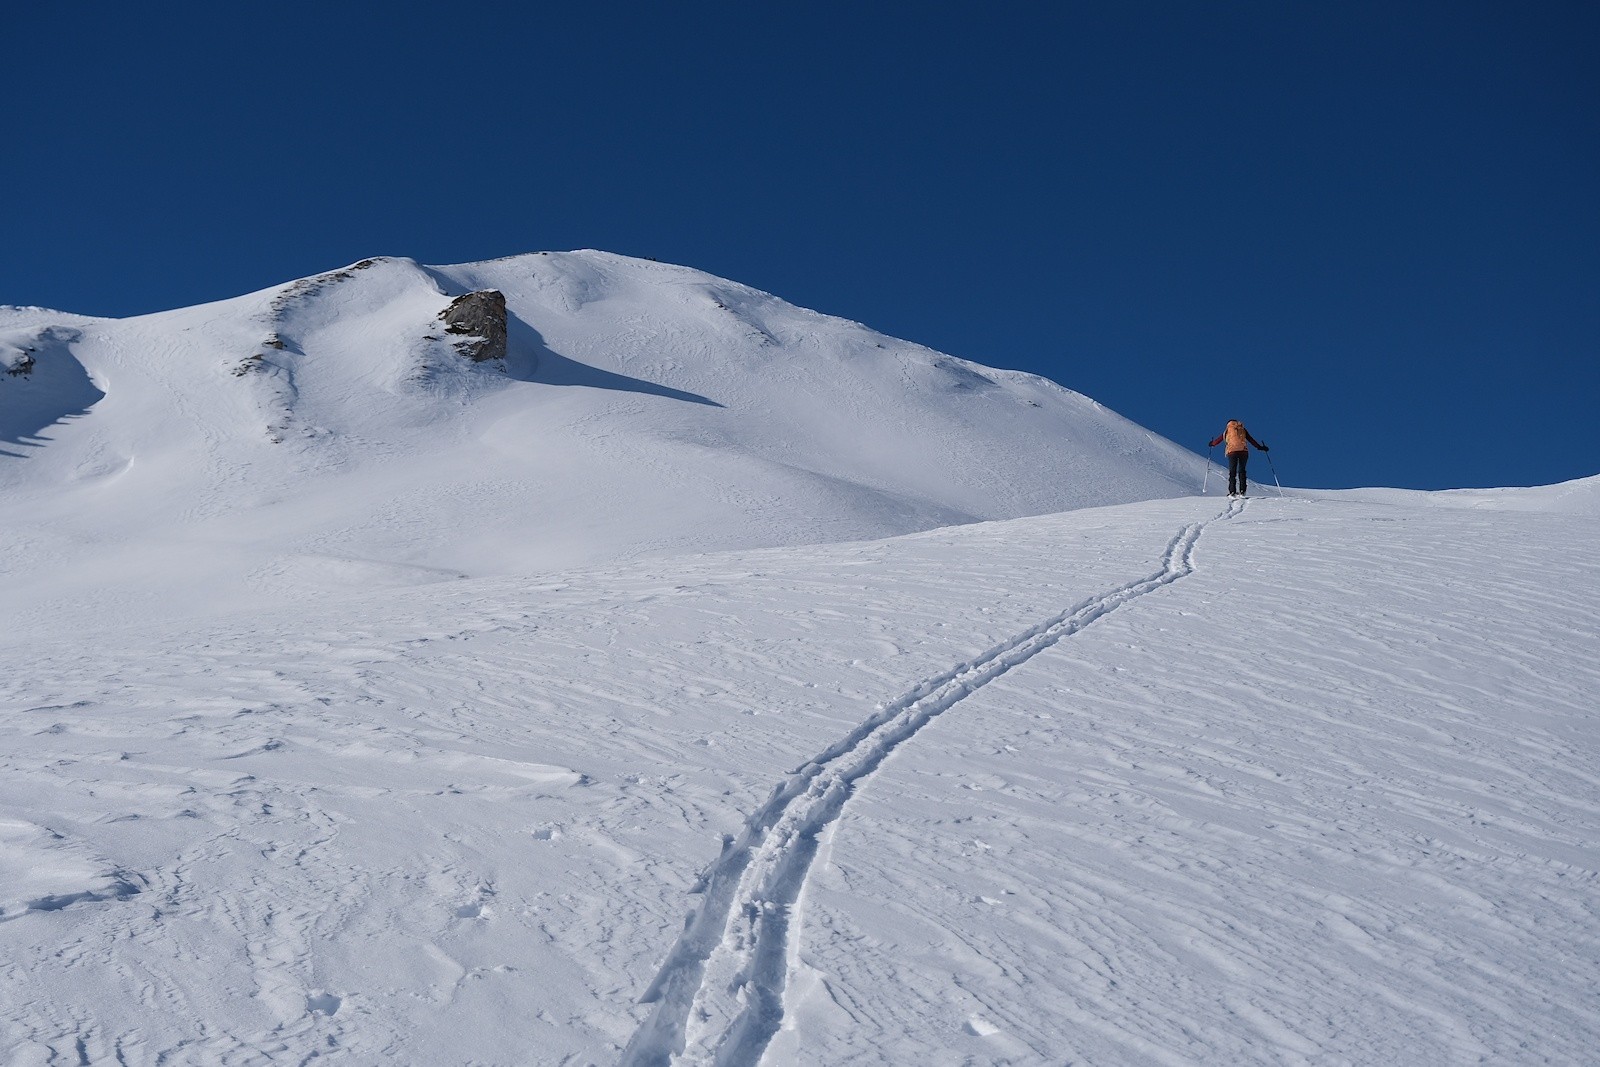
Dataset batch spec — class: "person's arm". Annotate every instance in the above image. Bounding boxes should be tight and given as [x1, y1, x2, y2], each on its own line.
[1209, 434, 1224, 447]
[1247, 431, 1268, 451]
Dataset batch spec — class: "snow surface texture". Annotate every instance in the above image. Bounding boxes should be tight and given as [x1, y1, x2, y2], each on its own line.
[2, 254, 1598, 1065]
[5, 493, 1598, 1065]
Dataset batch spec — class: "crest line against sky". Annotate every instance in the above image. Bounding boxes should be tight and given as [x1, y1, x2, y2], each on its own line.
[5, 1, 1595, 491]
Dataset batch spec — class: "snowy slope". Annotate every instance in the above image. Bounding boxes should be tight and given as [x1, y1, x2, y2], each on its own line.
[2, 490, 1597, 1065]
[0, 251, 1199, 628]
[4, 255, 1596, 1065]
[1308, 471, 1600, 514]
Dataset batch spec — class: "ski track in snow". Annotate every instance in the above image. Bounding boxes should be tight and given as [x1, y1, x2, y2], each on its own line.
[620, 499, 1244, 1066]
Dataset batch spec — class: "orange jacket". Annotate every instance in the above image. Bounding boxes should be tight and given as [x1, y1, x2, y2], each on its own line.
[1210, 420, 1265, 455]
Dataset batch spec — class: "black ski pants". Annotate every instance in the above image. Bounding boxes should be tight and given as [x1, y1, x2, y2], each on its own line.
[1227, 450, 1249, 494]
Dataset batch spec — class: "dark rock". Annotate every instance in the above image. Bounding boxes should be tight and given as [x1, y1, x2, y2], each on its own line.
[439, 290, 508, 363]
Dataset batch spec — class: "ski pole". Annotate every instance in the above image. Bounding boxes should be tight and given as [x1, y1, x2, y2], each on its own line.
[1202, 444, 1214, 494]
[1265, 450, 1283, 496]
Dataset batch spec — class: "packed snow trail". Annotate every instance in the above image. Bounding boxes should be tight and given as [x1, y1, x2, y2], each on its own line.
[621, 501, 1239, 1066]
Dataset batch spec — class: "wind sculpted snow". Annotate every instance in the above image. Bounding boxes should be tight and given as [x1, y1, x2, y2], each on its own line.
[2, 492, 1597, 1065]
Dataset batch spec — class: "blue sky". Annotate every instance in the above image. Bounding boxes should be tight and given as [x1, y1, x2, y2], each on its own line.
[5, 2, 1595, 490]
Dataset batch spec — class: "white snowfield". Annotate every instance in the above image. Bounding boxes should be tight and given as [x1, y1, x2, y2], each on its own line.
[0, 250, 1198, 630]
[2, 254, 1598, 1065]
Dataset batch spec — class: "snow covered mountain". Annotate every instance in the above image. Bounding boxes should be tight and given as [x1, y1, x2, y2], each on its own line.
[3, 255, 1597, 1066]
[0, 251, 1199, 626]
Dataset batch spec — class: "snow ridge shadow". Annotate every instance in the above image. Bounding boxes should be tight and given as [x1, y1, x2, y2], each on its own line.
[621, 500, 1238, 1066]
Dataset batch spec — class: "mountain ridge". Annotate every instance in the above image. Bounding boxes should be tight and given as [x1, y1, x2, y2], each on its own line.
[1, 250, 1199, 624]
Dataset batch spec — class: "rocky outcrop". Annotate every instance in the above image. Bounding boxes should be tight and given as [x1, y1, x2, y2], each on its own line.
[268, 258, 383, 318]
[2, 325, 80, 377]
[439, 290, 508, 363]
